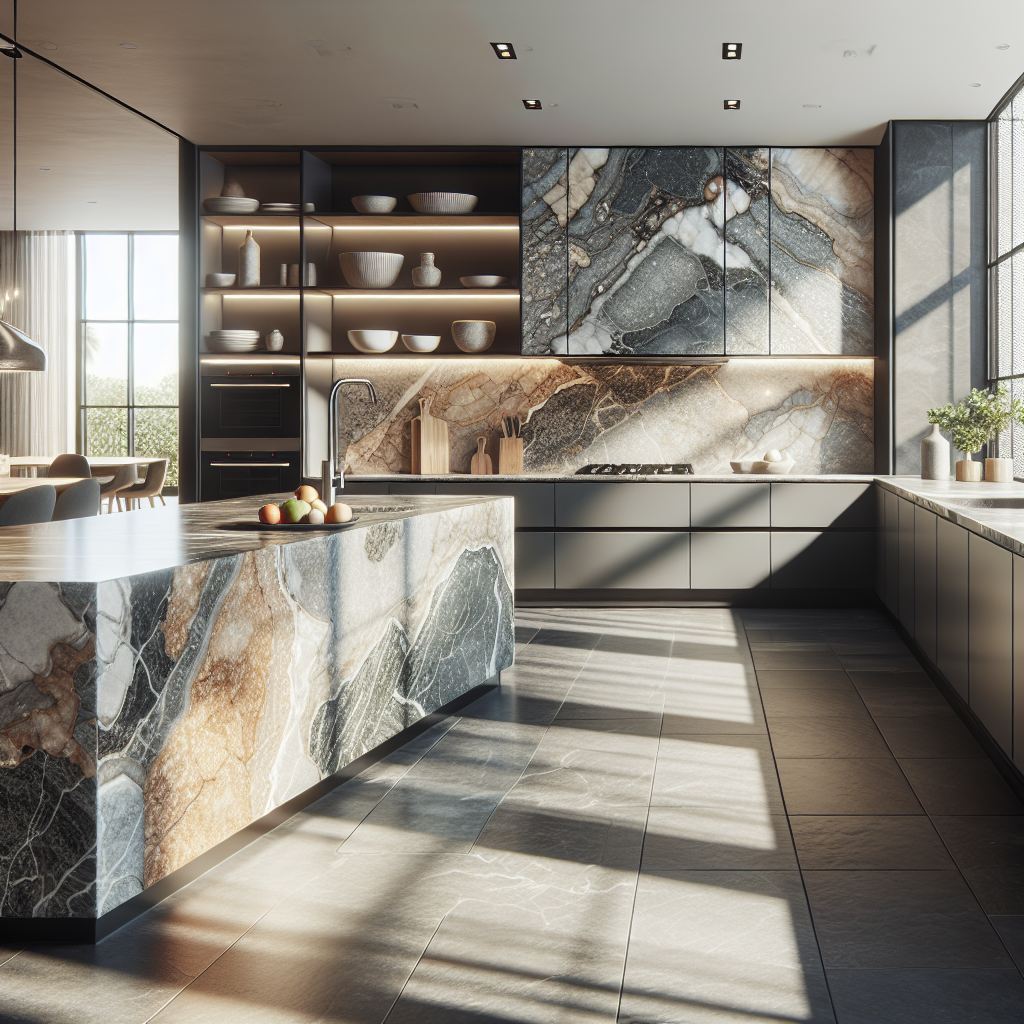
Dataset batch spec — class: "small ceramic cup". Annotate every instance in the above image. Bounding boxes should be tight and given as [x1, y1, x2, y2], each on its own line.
[451, 320, 496, 353]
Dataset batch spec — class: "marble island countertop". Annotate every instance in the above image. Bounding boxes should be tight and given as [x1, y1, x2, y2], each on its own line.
[878, 476, 1024, 558]
[347, 473, 879, 484]
[0, 493, 504, 583]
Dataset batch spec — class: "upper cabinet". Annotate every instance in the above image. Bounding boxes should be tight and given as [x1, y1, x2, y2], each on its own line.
[521, 147, 874, 357]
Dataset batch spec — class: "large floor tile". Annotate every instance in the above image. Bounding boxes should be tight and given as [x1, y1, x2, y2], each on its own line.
[790, 816, 954, 869]
[847, 669, 934, 688]
[836, 653, 923, 672]
[754, 670, 855, 690]
[745, 628, 826, 642]
[898, 760, 1024, 815]
[872, 715, 984, 758]
[854, 684, 956, 717]
[803, 870, 1014, 968]
[749, 641, 835, 653]
[826, 968, 1024, 1024]
[989, 915, 1024, 972]
[620, 870, 835, 1024]
[776, 758, 923, 815]
[930, 816, 1024, 915]
[760, 688, 871, 720]
[767, 717, 891, 758]
[751, 650, 845, 671]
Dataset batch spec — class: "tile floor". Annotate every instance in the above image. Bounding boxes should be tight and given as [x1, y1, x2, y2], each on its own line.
[1, 606, 1022, 1024]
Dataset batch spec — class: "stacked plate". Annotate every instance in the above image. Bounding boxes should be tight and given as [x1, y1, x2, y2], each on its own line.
[207, 329, 261, 353]
[204, 197, 260, 214]
[261, 203, 300, 214]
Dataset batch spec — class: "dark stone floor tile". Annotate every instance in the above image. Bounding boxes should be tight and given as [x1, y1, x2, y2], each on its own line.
[749, 641, 834, 652]
[530, 627, 603, 651]
[873, 715, 984, 758]
[747, 628, 827, 642]
[848, 669, 934, 688]
[514, 625, 540, 646]
[768, 716, 890, 758]
[760, 688, 870, 720]
[827, 968, 1024, 1024]
[989, 915, 1024, 972]
[755, 670, 855, 690]
[790, 815, 954, 869]
[776, 759, 923, 815]
[930, 816, 1024, 914]
[752, 649, 845, 671]
[803, 870, 1014, 968]
[837, 653, 923, 672]
[597, 632, 673, 658]
[961, 869, 1024, 915]
[820, 628, 903, 645]
[855, 684, 954, 717]
[898, 760, 1024, 815]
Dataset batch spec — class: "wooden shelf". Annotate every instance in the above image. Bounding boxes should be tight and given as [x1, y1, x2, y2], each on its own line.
[317, 288, 519, 298]
[305, 351, 526, 359]
[307, 214, 519, 229]
[199, 353, 301, 361]
[201, 215, 300, 228]
[202, 287, 301, 296]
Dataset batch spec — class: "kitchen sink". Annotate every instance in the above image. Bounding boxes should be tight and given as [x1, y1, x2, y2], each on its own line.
[946, 497, 1024, 510]
[346, 503, 416, 514]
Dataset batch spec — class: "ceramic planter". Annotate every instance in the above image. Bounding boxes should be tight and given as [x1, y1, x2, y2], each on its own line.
[955, 458, 983, 482]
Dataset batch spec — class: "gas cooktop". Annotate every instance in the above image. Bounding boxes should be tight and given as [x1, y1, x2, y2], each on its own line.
[574, 463, 694, 476]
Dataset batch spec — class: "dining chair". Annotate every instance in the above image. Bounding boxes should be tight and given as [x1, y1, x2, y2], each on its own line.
[98, 464, 138, 513]
[0, 484, 57, 526]
[48, 453, 92, 478]
[120, 458, 169, 509]
[51, 478, 101, 521]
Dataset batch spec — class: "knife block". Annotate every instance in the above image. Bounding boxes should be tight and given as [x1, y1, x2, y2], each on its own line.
[498, 437, 523, 475]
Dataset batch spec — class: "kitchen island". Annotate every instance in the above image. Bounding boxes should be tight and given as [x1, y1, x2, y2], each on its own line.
[0, 493, 514, 941]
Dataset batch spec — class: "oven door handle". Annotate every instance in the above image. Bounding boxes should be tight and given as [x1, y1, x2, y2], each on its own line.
[207, 383, 292, 388]
[208, 462, 292, 467]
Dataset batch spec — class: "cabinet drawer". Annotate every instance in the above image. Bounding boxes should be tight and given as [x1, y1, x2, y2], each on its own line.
[434, 481, 554, 528]
[555, 532, 690, 589]
[555, 482, 689, 528]
[770, 483, 874, 527]
[770, 532, 874, 588]
[690, 483, 769, 528]
[515, 533, 554, 589]
[690, 532, 770, 589]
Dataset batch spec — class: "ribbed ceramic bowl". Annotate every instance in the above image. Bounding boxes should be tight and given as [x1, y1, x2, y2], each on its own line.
[339, 252, 404, 288]
[451, 320, 495, 353]
[460, 275, 507, 288]
[348, 329, 398, 354]
[351, 195, 397, 214]
[203, 197, 260, 214]
[401, 334, 441, 353]
[206, 273, 237, 287]
[407, 192, 478, 214]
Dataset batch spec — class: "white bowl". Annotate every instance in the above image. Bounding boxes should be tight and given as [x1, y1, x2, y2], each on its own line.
[206, 335, 261, 353]
[203, 197, 260, 214]
[460, 275, 507, 288]
[352, 195, 397, 214]
[206, 273, 237, 287]
[401, 334, 441, 353]
[752, 459, 796, 475]
[339, 252, 404, 288]
[451, 320, 495, 353]
[730, 460, 757, 474]
[348, 329, 398, 354]
[407, 192, 478, 214]
[260, 203, 300, 213]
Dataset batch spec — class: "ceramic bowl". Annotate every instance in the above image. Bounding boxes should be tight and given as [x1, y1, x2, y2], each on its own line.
[401, 334, 441, 353]
[459, 275, 507, 288]
[206, 273, 237, 287]
[260, 203, 301, 214]
[408, 192, 478, 214]
[348, 329, 398, 354]
[352, 195, 397, 214]
[203, 197, 260, 214]
[752, 459, 796, 475]
[730, 460, 757, 474]
[339, 252, 404, 289]
[451, 320, 495, 353]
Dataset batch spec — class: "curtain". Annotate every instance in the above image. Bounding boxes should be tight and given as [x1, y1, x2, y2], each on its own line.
[0, 230, 72, 456]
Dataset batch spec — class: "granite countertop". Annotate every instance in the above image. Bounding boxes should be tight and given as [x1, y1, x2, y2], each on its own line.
[0, 493, 508, 583]
[878, 476, 1024, 558]
[348, 473, 879, 484]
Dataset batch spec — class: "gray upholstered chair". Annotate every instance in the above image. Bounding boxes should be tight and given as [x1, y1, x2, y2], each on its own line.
[120, 458, 169, 509]
[51, 478, 101, 521]
[98, 464, 137, 513]
[0, 484, 57, 526]
[48, 453, 92, 478]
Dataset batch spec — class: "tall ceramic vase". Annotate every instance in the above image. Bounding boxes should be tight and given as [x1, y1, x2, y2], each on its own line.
[920, 424, 950, 480]
[238, 230, 260, 287]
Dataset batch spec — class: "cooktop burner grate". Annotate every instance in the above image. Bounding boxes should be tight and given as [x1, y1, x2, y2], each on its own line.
[574, 463, 694, 476]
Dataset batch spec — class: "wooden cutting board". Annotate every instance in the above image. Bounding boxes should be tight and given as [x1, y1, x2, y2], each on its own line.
[470, 436, 492, 475]
[410, 406, 421, 475]
[419, 397, 449, 474]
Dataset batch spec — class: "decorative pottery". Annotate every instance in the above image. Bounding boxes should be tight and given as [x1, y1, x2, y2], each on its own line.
[401, 334, 441, 353]
[238, 230, 260, 287]
[955, 458, 984, 481]
[278, 263, 289, 286]
[407, 192, 478, 214]
[260, 203, 301, 214]
[347, 329, 398, 354]
[412, 253, 441, 288]
[451, 320, 496, 353]
[752, 459, 796, 475]
[221, 181, 246, 198]
[729, 460, 757, 474]
[920, 424, 950, 479]
[206, 272, 236, 287]
[339, 252, 404, 289]
[460, 275, 507, 288]
[985, 457, 1013, 482]
[203, 196, 260, 214]
[265, 329, 284, 352]
[352, 195, 397, 214]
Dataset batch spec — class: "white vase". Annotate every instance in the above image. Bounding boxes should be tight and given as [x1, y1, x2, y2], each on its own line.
[238, 230, 260, 287]
[412, 253, 441, 288]
[920, 424, 950, 480]
[985, 457, 1013, 482]
[955, 457, 983, 482]
[265, 329, 284, 352]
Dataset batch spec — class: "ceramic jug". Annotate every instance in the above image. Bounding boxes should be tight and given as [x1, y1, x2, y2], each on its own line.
[412, 253, 441, 288]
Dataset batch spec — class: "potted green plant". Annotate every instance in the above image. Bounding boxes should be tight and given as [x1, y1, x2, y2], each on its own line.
[928, 384, 1024, 481]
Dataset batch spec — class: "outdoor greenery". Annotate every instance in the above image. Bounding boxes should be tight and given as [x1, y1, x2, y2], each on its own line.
[928, 384, 1024, 458]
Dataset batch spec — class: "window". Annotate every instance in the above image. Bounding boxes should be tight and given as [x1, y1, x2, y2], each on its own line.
[78, 233, 179, 488]
[990, 77, 1024, 475]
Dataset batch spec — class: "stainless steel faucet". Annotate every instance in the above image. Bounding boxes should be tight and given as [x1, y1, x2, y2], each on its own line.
[321, 377, 377, 506]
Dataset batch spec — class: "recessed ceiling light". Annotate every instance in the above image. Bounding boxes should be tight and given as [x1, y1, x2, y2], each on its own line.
[969, 82, 982, 87]
[523, 98, 542, 110]
[724, 99, 740, 110]
[120, 43, 137, 49]
[39, 167, 50, 171]
[803, 104, 821, 109]
[722, 43, 742, 59]
[491, 42, 517, 59]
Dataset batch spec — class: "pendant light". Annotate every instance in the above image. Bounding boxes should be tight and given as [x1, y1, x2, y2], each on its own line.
[0, 2, 46, 371]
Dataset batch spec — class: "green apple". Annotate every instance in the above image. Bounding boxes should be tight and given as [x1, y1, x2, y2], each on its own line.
[280, 498, 311, 524]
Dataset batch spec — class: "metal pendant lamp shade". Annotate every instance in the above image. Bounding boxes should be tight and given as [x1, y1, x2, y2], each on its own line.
[0, 318, 46, 370]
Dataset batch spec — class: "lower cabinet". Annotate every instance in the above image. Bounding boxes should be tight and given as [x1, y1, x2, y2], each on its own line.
[515, 533, 555, 589]
[769, 532, 874, 588]
[936, 515, 970, 702]
[898, 497, 916, 632]
[1014, 556, 1024, 772]
[968, 534, 1013, 755]
[883, 489, 900, 614]
[690, 532, 770, 589]
[914, 506, 938, 664]
[555, 532, 690, 589]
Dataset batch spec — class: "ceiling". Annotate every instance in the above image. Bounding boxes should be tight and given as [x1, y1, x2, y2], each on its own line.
[6, 0, 1024, 148]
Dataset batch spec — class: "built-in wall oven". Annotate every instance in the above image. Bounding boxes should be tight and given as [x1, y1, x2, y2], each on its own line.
[200, 449, 301, 501]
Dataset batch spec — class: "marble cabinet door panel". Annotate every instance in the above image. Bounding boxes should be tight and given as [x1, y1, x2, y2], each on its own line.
[769, 148, 874, 355]
[725, 147, 771, 353]
[566, 147, 726, 356]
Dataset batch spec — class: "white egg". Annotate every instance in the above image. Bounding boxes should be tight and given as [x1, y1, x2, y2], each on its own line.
[764, 449, 783, 462]
[307, 508, 325, 525]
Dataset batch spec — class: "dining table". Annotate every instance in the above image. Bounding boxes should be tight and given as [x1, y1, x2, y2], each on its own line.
[0, 476, 83, 508]
[7, 455, 156, 477]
